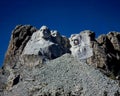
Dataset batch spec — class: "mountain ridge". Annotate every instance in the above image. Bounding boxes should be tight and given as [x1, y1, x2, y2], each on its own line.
[1, 25, 120, 96]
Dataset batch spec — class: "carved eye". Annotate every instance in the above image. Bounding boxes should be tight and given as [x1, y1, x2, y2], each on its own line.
[40, 29, 46, 32]
[43, 29, 46, 32]
[52, 33, 56, 37]
[40, 29, 43, 31]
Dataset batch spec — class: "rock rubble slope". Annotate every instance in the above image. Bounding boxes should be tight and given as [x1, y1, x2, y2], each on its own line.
[1, 25, 120, 96]
[3, 54, 120, 96]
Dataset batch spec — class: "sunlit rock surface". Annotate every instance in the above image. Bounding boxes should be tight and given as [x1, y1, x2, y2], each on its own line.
[3, 54, 120, 96]
[69, 30, 93, 59]
[22, 26, 70, 60]
[1, 25, 120, 96]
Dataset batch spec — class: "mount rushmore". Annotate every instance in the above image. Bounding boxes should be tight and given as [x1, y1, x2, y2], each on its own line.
[22, 25, 93, 61]
[1, 25, 120, 96]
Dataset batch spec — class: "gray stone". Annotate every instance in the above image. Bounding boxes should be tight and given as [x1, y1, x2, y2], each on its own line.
[69, 30, 93, 60]
[4, 25, 37, 68]
[22, 26, 70, 61]
[3, 54, 120, 96]
[1, 25, 120, 96]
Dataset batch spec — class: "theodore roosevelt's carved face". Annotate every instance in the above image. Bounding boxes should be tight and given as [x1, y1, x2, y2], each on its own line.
[51, 30, 60, 37]
[39, 26, 51, 39]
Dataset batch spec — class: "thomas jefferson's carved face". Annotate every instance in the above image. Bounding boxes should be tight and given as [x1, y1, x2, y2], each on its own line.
[39, 26, 51, 39]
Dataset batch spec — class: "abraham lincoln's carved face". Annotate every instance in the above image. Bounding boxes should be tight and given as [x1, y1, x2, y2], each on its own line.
[39, 26, 51, 39]
[69, 32, 93, 59]
[69, 34, 81, 46]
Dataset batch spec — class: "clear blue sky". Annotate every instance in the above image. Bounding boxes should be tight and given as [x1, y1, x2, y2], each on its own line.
[0, 0, 120, 66]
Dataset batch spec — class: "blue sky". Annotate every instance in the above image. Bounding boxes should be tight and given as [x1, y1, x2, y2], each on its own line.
[0, 0, 120, 66]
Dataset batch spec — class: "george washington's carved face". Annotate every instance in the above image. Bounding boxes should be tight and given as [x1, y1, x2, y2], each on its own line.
[39, 26, 51, 39]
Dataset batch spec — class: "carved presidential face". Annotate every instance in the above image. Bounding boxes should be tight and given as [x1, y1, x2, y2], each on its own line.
[39, 26, 51, 39]
[51, 30, 60, 37]
[70, 34, 81, 46]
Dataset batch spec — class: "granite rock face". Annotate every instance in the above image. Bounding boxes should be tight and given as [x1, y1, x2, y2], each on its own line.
[22, 25, 70, 61]
[0, 25, 37, 95]
[1, 25, 120, 96]
[69, 30, 120, 77]
[4, 25, 37, 68]
[69, 30, 107, 69]
[69, 30, 93, 59]
[96, 32, 120, 76]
